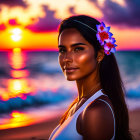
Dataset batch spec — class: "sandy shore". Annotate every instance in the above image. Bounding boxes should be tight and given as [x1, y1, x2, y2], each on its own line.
[0, 116, 61, 140]
[0, 109, 140, 140]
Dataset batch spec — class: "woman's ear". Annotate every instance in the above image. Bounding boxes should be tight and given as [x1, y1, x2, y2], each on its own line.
[97, 48, 105, 62]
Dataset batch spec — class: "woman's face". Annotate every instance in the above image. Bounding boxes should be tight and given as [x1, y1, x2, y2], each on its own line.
[58, 28, 98, 81]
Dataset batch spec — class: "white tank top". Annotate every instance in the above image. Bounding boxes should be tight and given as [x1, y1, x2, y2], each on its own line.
[48, 89, 116, 140]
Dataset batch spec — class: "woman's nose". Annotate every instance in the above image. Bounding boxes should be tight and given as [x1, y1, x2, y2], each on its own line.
[63, 52, 73, 62]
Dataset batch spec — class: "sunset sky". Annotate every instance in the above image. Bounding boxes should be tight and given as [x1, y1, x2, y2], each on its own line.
[0, 0, 140, 51]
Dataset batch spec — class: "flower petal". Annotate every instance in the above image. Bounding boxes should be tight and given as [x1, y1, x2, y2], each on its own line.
[96, 24, 100, 31]
[104, 26, 110, 32]
[104, 44, 110, 50]
[101, 22, 105, 27]
[104, 50, 110, 55]
[110, 47, 116, 53]
[96, 33, 100, 41]
[96, 21, 117, 55]
[108, 32, 113, 38]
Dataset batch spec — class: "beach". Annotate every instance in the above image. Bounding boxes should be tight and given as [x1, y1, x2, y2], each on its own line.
[0, 109, 140, 140]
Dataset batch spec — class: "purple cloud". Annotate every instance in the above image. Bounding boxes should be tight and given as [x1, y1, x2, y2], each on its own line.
[98, 0, 140, 27]
[26, 0, 140, 33]
[0, 0, 27, 7]
[1, 0, 139, 33]
[25, 6, 61, 32]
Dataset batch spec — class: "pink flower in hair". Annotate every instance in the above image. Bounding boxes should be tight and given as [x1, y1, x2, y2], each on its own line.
[96, 22, 117, 55]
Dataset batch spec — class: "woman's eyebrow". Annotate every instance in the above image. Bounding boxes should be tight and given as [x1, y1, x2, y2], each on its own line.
[58, 42, 86, 48]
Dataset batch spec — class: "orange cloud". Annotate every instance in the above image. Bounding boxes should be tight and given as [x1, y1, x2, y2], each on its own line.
[0, 3, 45, 25]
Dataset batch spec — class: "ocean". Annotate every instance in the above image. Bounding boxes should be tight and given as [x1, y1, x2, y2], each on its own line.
[0, 50, 140, 116]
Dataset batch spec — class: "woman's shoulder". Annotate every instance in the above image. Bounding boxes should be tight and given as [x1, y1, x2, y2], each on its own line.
[86, 94, 114, 112]
[82, 95, 114, 123]
[83, 95, 114, 121]
[78, 95, 115, 140]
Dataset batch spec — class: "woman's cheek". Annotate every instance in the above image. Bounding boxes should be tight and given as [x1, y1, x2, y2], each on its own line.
[75, 53, 92, 66]
[76, 53, 96, 73]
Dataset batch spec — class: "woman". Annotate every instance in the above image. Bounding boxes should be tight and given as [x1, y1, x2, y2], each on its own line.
[48, 15, 133, 140]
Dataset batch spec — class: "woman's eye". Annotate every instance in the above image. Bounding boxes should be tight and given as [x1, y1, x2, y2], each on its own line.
[59, 48, 65, 53]
[74, 47, 84, 52]
[58, 47, 84, 53]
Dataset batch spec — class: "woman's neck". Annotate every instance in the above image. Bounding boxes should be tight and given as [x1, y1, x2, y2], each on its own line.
[76, 67, 101, 102]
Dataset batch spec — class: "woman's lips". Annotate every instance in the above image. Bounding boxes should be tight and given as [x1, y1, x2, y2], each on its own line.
[65, 68, 79, 73]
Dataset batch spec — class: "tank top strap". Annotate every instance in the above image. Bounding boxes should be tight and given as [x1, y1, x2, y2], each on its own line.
[97, 99, 116, 140]
[73, 89, 105, 117]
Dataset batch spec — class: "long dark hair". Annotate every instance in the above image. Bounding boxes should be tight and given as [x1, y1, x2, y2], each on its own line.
[57, 15, 133, 140]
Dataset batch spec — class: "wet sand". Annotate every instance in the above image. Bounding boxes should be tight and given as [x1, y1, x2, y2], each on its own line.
[0, 109, 140, 140]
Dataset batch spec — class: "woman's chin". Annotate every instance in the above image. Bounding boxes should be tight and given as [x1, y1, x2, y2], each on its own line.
[65, 75, 83, 81]
[64, 75, 77, 81]
[66, 77, 76, 81]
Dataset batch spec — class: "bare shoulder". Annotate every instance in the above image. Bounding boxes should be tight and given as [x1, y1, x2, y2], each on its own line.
[80, 96, 115, 140]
